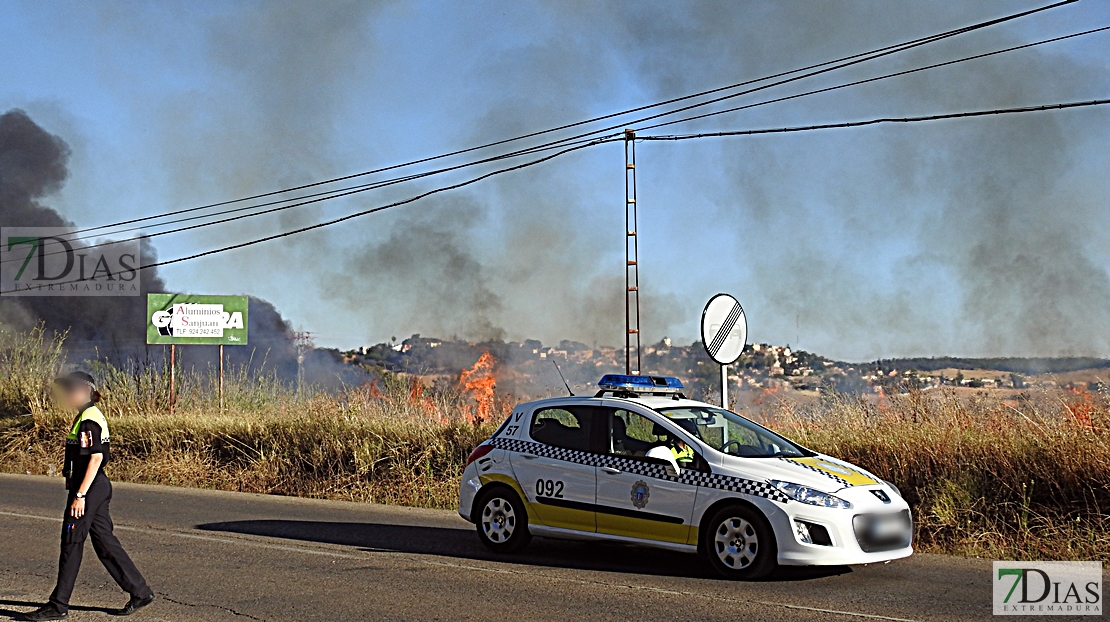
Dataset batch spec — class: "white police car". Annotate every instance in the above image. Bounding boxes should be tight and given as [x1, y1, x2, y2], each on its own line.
[458, 375, 912, 579]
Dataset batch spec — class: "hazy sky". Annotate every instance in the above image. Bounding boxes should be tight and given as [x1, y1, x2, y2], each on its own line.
[3, 1, 1109, 360]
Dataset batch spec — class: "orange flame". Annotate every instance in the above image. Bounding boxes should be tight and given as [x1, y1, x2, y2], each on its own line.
[460, 351, 497, 423]
[753, 385, 779, 406]
[875, 387, 892, 417]
[355, 377, 384, 401]
[1066, 387, 1095, 430]
[409, 376, 437, 419]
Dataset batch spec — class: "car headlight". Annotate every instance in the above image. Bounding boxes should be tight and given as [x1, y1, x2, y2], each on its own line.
[770, 480, 853, 509]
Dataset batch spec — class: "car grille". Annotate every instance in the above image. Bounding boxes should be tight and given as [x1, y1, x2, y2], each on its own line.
[853, 510, 912, 552]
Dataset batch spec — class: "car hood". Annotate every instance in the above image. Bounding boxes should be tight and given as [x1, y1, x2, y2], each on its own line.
[714, 452, 881, 493]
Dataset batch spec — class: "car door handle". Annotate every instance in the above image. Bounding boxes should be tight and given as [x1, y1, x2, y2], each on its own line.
[520, 453, 538, 460]
[601, 467, 621, 474]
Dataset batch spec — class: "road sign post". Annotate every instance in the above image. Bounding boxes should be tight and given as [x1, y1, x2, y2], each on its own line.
[721, 363, 728, 411]
[147, 294, 249, 413]
[700, 294, 748, 410]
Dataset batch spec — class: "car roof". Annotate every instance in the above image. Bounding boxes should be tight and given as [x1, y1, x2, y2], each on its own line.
[516, 394, 713, 413]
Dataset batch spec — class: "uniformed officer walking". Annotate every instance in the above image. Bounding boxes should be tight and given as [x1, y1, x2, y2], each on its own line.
[25, 372, 155, 621]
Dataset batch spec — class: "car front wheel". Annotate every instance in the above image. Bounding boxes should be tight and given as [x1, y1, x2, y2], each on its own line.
[474, 487, 531, 553]
[703, 504, 777, 579]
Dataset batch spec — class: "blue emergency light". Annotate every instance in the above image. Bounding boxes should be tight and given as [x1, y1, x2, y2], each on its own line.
[598, 374, 684, 393]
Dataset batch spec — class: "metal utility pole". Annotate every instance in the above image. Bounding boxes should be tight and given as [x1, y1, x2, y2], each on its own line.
[624, 129, 642, 376]
[290, 331, 313, 395]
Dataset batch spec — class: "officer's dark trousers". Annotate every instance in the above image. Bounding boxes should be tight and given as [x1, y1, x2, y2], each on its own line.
[48, 475, 152, 613]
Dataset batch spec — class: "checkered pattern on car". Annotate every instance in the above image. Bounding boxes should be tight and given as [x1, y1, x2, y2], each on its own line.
[491, 437, 790, 504]
[679, 471, 790, 503]
[492, 437, 611, 467]
[777, 457, 852, 488]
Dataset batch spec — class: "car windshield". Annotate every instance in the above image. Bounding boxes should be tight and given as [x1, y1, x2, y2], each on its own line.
[657, 406, 811, 458]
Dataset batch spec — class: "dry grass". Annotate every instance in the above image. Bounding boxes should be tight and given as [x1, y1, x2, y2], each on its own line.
[1, 327, 1107, 560]
[767, 389, 1110, 560]
[0, 326, 496, 508]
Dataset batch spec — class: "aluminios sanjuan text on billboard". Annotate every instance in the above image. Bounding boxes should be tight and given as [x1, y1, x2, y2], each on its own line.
[147, 294, 249, 345]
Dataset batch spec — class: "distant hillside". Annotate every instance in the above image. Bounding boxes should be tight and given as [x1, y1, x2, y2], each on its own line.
[341, 334, 1110, 399]
[866, 357, 1110, 375]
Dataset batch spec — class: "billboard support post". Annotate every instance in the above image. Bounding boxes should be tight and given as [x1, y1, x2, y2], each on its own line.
[701, 293, 747, 412]
[170, 344, 176, 415]
[147, 294, 249, 415]
[219, 344, 224, 410]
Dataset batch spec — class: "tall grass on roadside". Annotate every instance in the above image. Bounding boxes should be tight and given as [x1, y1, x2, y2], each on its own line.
[0, 327, 497, 507]
[0, 324, 65, 419]
[769, 389, 1110, 560]
[0, 325, 65, 478]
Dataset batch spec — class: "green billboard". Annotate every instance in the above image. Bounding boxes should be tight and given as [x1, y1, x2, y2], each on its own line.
[146, 294, 249, 345]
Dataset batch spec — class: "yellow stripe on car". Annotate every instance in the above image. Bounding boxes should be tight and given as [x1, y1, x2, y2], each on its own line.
[784, 457, 877, 486]
[596, 514, 695, 544]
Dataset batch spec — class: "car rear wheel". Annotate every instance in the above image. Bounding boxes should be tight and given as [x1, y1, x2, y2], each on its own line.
[703, 504, 777, 579]
[475, 487, 531, 553]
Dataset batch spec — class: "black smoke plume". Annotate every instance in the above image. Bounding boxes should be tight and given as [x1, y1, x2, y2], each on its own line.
[0, 109, 165, 359]
[0, 109, 354, 385]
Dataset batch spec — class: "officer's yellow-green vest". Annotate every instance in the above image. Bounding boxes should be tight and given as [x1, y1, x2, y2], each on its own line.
[67, 405, 110, 443]
[670, 444, 694, 462]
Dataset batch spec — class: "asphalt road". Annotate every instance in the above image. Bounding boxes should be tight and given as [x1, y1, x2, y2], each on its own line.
[0, 474, 1092, 621]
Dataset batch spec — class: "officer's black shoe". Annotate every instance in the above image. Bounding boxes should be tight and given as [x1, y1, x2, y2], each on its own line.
[116, 594, 155, 616]
[23, 604, 67, 621]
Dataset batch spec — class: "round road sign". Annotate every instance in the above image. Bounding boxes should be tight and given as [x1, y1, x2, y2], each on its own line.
[700, 293, 747, 365]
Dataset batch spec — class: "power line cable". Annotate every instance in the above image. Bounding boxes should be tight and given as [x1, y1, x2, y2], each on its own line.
[10, 94, 1102, 296]
[61, 0, 1075, 239]
[638, 25, 1110, 132]
[0, 138, 615, 293]
[102, 97, 1110, 279]
[10, 17, 1106, 270]
[635, 99, 1110, 141]
[97, 23, 1110, 246]
[53, 135, 596, 247]
[141, 138, 616, 269]
[155, 97, 1108, 271]
[41, 12, 1098, 262]
[3, 134, 610, 266]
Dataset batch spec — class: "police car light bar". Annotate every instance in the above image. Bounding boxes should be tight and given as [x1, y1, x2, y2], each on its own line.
[598, 374, 684, 393]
